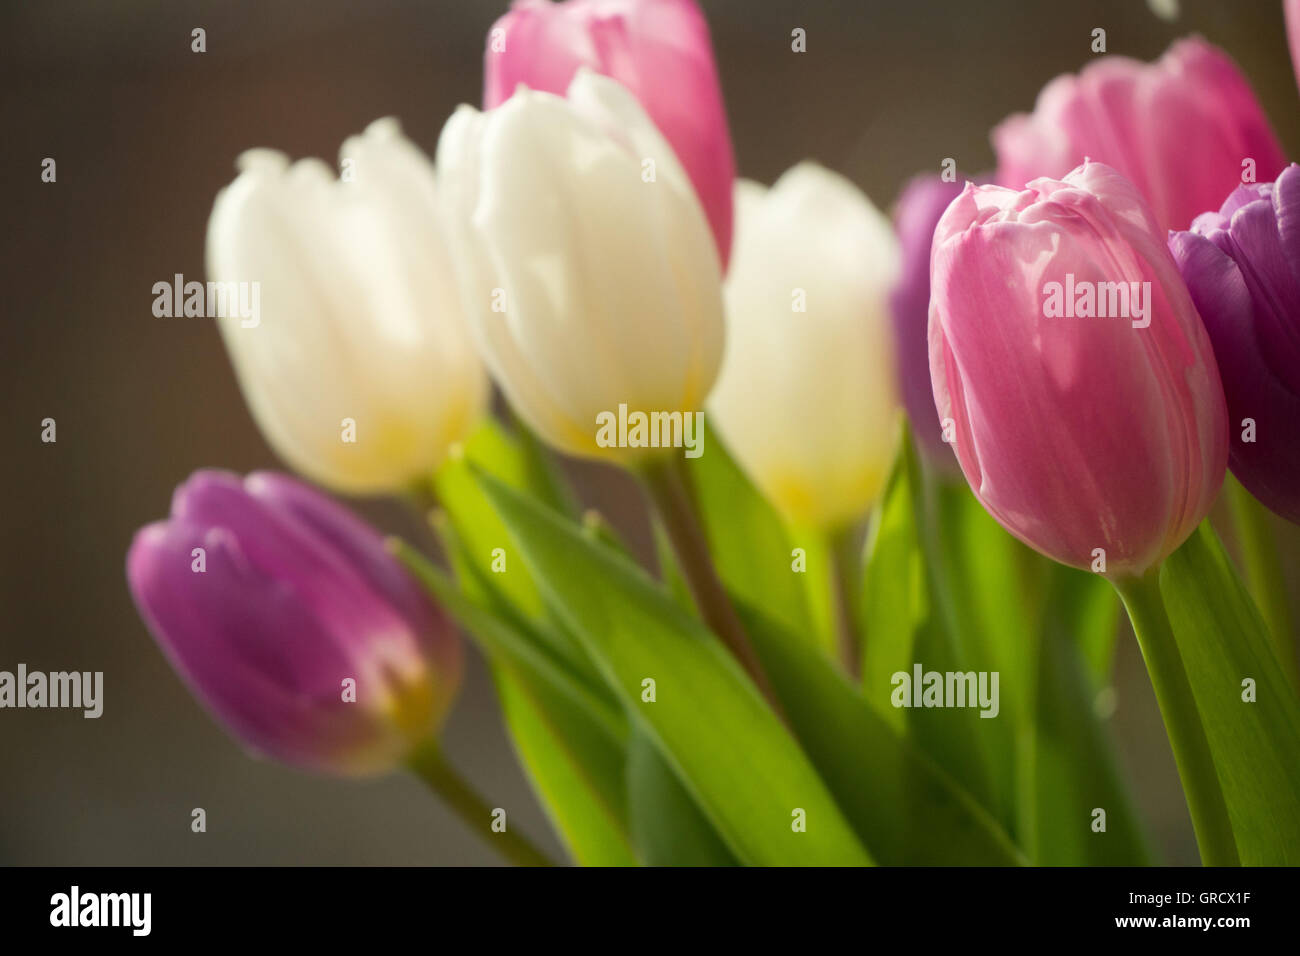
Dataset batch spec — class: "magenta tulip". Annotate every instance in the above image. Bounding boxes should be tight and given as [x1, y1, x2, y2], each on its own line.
[929, 161, 1228, 576]
[1170, 165, 1300, 524]
[890, 173, 969, 469]
[127, 470, 463, 775]
[993, 37, 1285, 231]
[483, 0, 735, 266]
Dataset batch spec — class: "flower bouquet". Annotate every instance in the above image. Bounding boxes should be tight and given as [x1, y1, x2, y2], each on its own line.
[126, 0, 1300, 867]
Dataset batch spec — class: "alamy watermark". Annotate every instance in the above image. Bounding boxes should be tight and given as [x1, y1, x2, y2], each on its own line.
[152, 273, 260, 328]
[0, 664, 103, 718]
[595, 403, 704, 458]
[1043, 273, 1151, 328]
[891, 663, 999, 718]
[50, 886, 150, 936]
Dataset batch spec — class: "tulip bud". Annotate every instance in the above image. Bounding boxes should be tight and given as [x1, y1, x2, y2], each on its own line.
[889, 174, 967, 470]
[993, 37, 1285, 231]
[126, 470, 462, 775]
[207, 118, 488, 495]
[484, 0, 735, 267]
[708, 164, 900, 530]
[436, 70, 725, 464]
[929, 162, 1227, 576]
[1169, 164, 1300, 524]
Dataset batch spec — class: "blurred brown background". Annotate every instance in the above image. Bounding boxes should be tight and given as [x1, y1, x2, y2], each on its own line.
[2, 0, 1297, 865]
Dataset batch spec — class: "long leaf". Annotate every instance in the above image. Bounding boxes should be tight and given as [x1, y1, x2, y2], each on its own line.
[434, 420, 548, 620]
[394, 544, 623, 742]
[425, 420, 642, 866]
[1031, 565, 1152, 865]
[1161, 522, 1300, 864]
[477, 470, 873, 866]
[736, 599, 1025, 866]
[493, 665, 637, 866]
[859, 445, 928, 731]
[865, 429, 1145, 862]
[874, 429, 1002, 827]
[625, 725, 738, 866]
[681, 423, 817, 643]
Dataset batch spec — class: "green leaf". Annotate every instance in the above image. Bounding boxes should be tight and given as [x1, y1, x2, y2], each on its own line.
[434, 417, 610, 697]
[792, 528, 836, 655]
[433, 420, 549, 621]
[396, 543, 637, 866]
[493, 665, 637, 866]
[652, 518, 697, 614]
[477, 470, 873, 866]
[393, 544, 622, 741]
[1161, 522, 1300, 865]
[921, 462, 1144, 863]
[1031, 565, 1151, 865]
[859, 446, 928, 730]
[1224, 474, 1299, 688]
[626, 725, 738, 866]
[420, 422, 647, 866]
[511, 409, 581, 519]
[870, 430, 1002, 828]
[1070, 567, 1124, 692]
[736, 599, 1025, 866]
[607, 473, 737, 868]
[681, 423, 817, 643]
[861, 430, 1143, 861]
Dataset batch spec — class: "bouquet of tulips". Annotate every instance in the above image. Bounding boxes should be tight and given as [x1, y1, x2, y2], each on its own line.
[127, 0, 1300, 867]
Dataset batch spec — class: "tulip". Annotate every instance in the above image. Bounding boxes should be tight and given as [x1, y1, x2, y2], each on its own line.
[929, 161, 1227, 577]
[993, 37, 1285, 231]
[932, 163, 1238, 865]
[1169, 164, 1300, 525]
[207, 118, 488, 495]
[889, 174, 966, 469]
[709, 163, 901, 531]
[126, 470, 463, 775]
[483, 0, 735, 267]
[436, 69, 725, 465]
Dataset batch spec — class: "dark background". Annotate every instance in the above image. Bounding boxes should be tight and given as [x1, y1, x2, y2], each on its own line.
[2, 0, 1297, 865]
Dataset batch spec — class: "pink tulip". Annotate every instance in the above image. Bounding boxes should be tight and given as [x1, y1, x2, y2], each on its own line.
[928, 162, 1227, 576]
[483, 0, 735, 267]
[993, 37, 1285, 231]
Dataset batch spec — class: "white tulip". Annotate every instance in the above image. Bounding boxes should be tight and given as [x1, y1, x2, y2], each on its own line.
[435, 70, 725, 463]
[708, 163, 901, 530]
[205, 118, 488, 495]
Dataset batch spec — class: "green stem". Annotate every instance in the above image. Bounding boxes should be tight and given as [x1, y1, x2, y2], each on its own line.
[399, 479, 446, 560]
[827, 526, 863, 681]
[638, 455, 783, 715]
[1113, 571, 1239, 866]
[407, 738, 556, 867]
[406, 476, 439, 516]
[1225, 475, 1298, 689]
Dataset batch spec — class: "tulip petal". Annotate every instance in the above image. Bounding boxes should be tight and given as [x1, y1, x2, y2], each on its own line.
[1171, 230, 1300, 523]
[483, 0, 735, 266]
[1222, 198, 1300, 377]
[931, 164, 1226, 574]
[127, 520, 397, 773]
[993, 37, 1284, 231]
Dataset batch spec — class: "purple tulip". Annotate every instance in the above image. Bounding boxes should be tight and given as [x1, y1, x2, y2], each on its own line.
[1169, 165, 1300, 524]
[126, 470, 462, 775]
[929, 162, 1227, 575]
[483, 0, 736, 268]
[993, 37, 1285, 232]
[890, 174, 967, 469]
